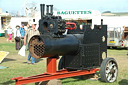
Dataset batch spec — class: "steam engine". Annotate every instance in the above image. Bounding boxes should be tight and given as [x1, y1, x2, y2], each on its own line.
[11, 4, 118, 84]
[29, 4, 107, 70]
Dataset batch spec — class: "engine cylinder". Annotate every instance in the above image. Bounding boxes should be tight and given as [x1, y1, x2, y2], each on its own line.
[29, 34, 83, 58]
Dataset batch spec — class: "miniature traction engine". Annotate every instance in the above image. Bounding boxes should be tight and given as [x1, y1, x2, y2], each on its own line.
[11, 4, 118, 85]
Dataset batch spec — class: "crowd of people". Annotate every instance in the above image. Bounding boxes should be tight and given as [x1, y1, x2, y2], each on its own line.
[7, 24, 27, 50]
[6, 22, 40, 64]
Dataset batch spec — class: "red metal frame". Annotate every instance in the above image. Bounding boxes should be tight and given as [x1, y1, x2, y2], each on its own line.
[11, 58, 100, 85]
[47, 58, 56, 74]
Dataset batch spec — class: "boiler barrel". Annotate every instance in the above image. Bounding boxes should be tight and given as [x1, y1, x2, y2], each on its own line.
[29, 34, 83, 58]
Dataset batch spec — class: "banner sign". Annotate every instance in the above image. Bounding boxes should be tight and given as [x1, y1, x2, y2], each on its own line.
[57, 11, 92, 15]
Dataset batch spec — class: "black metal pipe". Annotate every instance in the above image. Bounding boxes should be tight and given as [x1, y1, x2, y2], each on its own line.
[50, 5, 53, 15]
[40, 4, 45, 19]
[101, 19, 103, 25]
[46, 5, 49, 15]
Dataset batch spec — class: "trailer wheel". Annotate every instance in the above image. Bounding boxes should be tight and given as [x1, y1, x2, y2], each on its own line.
[112, 47, 117, 49]
[100, 57, 118, 83]
[58, 56, 64, 70]
[35, 81, 48, 85]
[107, 46, 110, 49]
[35, 82, 43, 85]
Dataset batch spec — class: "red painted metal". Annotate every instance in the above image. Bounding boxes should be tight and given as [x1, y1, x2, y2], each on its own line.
[11, 58, 100, 85]
[47, 58, 56, 74]
[66, 22, 76, 30]
[11, 68, 100, 85]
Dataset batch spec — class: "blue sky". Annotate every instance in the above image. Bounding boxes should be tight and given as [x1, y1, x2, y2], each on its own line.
[0, 0, 128, 15]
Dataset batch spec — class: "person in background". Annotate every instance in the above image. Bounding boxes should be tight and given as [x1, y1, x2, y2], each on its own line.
[19, 24, 25, 48]
[24, 22, 40, 64]
[7, 26, 13, 42]
[25, 24, 30, 50]
[24, 24, 30, 31]
[14, 25, 21, 50]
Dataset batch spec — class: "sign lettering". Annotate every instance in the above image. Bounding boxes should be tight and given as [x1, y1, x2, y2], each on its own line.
[57, 11, 92, 15]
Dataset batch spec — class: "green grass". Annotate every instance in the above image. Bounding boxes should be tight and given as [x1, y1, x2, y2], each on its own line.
[0, 37, 128, 85]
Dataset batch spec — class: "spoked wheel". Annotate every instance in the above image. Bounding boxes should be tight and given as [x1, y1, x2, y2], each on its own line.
[58, 56, 64, 70]
[100, 57, 118, 82]
[58, 56, 76, 71]
[35, 81, 49, 85]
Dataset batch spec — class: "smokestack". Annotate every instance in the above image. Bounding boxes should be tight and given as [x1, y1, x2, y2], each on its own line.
[46, 5, 49, 15]
[50, 5, 53, 15]
[40, 4, 45, 19]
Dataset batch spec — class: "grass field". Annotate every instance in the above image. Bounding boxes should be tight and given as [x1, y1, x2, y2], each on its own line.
[0, 37, 128, 85]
